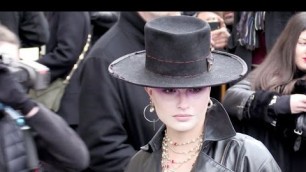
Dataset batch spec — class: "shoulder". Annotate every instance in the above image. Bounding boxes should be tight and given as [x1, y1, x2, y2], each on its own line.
[125, 150, 150, 171]
[228, 133, 281, 171]
[231, 133, 268, 151]
[130, 149, 151, 162]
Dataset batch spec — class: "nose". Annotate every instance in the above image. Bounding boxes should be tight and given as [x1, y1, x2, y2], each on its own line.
[177, 90, 189, 110]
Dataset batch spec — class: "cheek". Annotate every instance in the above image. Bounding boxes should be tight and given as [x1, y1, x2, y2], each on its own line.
[194, 97, 209, 113]
[153, 97, 172, 113]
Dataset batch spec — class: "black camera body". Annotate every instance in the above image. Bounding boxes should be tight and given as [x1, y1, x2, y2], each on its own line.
[0, 54, 50, 90]
[208, 21, 221, 31]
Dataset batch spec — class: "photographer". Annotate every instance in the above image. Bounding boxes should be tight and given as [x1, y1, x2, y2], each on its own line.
[0, 24, 89, 171]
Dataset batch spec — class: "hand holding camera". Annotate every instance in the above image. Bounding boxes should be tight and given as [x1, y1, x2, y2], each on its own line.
[196, 12, 230, 49]
[0, 64, 36, 115]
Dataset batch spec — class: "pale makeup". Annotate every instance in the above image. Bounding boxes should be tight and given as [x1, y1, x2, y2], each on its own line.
[145, 87, 210, 137]
[295, 30, 306, 72]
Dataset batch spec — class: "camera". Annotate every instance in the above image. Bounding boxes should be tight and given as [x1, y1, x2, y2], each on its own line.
[208, 21, 221, 31]
[0, 54, 50, 90]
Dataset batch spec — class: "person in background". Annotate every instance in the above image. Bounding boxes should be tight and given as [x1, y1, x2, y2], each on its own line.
[0, 12, 49, 48]
[39, 12, 90, 83]
[222, 11, 234, 32]
[223, 12, 306, 172]
[196, 11, 231, 101]
[0, 24, 89, 172]
[78, 12, 181, 172]
[37, 12, 90, 129]
[108, 15, 280, 172]
[228, 11, 296, 72]
[89, 11, 119, 46]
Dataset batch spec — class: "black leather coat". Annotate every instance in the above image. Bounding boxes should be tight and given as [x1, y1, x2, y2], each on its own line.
[125, 99, 281, 172]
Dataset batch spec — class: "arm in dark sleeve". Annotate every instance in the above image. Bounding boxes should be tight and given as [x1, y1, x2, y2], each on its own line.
[223, 78, 255, 120]
[19, 12, 49, 47]
[247, 90, 290, 124]
[227, 12, 241, 51]
[26, 103, 89, 171]
[78, 56, 136, 171]
[37, 12, 90, 81]
[223, 78, 291, 124]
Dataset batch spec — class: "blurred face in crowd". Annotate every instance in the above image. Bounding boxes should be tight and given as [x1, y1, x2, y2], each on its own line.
[148, 12, 181, 17]
[197, 12, 220, 23]
[223, 11, 234, 25]
[138, 12, 181, 22]
[145, 87, 210, 133]
[295, 30, 306, 72]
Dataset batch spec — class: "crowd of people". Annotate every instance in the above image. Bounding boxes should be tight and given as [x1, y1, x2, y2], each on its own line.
[0, 11, 305, 172]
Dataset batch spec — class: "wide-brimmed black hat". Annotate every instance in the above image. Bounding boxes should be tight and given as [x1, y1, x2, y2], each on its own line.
[108, 15, 247, 88]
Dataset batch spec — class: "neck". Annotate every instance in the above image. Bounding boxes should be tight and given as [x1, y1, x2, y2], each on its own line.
[165, 123, 204, 144]
[161, 128, 204, 172]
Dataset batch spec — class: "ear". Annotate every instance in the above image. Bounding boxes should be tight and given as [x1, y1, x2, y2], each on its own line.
[208, 86, 212, 93]
[144, 87, 152, 96]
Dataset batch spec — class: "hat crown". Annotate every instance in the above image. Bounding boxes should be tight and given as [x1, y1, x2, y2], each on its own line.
[108, 15, 247, 88]
[145, 16, 211, 77]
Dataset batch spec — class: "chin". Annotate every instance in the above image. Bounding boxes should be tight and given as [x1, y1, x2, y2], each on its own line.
[172, 124, 195, 132]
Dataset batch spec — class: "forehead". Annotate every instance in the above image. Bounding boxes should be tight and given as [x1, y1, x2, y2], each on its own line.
[299, 30, 306, 40]
[151, 87, 208, 90]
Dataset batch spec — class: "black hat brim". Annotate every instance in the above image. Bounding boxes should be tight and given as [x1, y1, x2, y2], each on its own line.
[109, 50, 247, 88]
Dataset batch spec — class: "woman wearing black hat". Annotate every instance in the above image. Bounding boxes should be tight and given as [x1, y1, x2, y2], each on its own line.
[109, 15, 280, 172]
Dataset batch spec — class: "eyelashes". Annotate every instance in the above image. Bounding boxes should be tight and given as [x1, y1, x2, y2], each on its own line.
[162, 88, 204, 94]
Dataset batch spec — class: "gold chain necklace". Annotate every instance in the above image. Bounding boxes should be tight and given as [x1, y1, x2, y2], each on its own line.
[161, 131, 203, 172]
[167, 140, 203, 154]
[164, 131, 203, 146]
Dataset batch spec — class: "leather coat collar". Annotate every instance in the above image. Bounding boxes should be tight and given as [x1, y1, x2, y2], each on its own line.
[143, 98, 236, 152]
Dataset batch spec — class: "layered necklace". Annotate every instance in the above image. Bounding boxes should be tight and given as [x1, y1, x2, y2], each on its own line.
[161, 130, 204, 172]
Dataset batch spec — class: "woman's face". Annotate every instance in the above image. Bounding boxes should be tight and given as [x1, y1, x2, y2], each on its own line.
[295, 30, 306, 72]
[145, 87, 210, 132]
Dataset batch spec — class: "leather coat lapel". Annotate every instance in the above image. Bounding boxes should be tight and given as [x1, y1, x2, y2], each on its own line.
[204, 98, 236, 141]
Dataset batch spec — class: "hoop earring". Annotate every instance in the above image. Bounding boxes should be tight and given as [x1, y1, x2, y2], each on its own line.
[207, 99, 213, 109]
[143, 101, 160, 131]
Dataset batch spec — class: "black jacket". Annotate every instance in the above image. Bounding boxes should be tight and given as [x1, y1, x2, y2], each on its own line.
[0, 12, 49, 48]
[125, 99, 281, 172]
[0, 103, 89, 172]
[223, 79, 306, 172]
[78, 12, 163, 171]
[38, 12, 90, 82]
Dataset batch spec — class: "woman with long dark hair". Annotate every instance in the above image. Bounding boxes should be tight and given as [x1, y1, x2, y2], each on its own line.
[223, 12, 306, 172]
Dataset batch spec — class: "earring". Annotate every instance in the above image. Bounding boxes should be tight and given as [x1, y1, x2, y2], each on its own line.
[143, 100, 159, 131]
[207, 99, 213, 109]
[149, 101, 155, 112]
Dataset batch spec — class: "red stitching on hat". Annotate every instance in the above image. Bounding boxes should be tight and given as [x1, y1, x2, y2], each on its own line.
[149, 69, 204, 78]
[146, 54, 210, 64]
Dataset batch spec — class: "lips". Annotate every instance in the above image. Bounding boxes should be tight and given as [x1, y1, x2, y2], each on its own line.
[173, 114, 193, 122]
